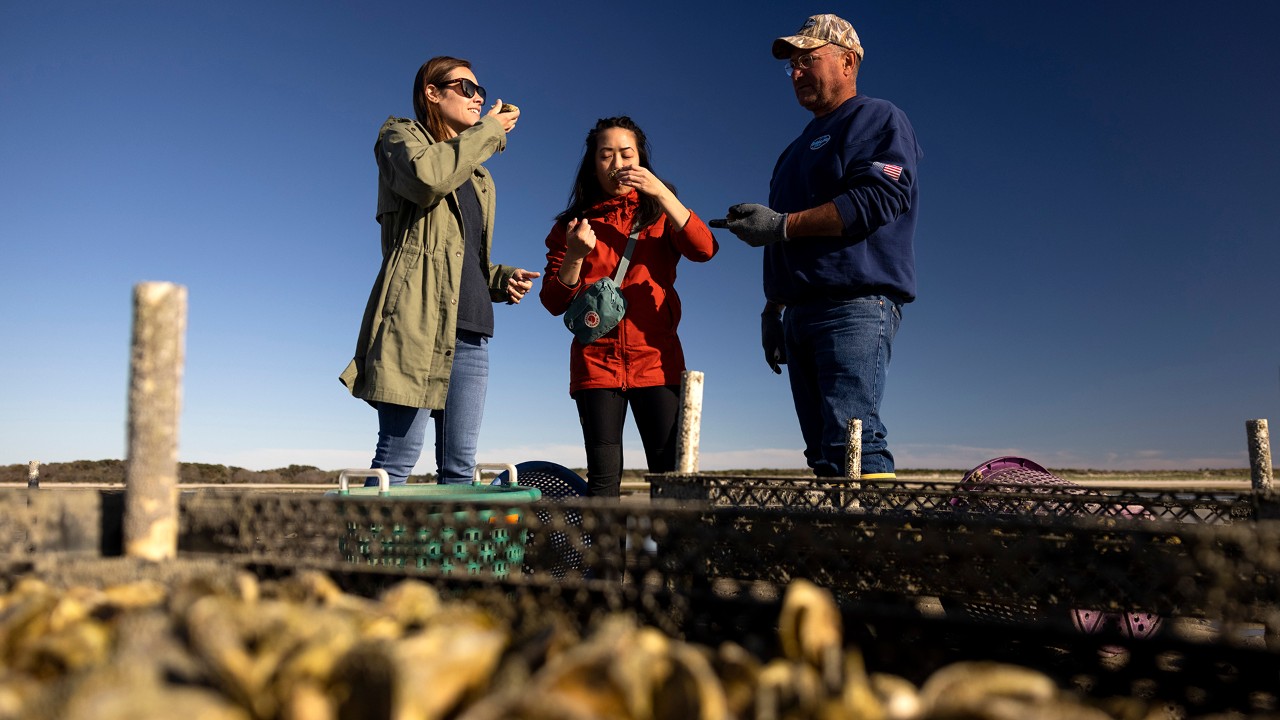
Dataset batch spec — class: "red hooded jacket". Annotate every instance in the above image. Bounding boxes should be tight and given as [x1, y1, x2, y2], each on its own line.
[540, 190, 719, 394]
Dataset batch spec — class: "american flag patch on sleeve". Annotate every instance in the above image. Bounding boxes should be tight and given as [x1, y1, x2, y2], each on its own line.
[872, 161, 903, 182]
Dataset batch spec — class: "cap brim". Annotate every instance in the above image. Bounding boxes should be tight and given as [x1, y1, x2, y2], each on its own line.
[772, 35, 830, 59]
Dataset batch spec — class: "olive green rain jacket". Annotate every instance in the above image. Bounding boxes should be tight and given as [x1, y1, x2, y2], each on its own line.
[340, 114, 519, 409]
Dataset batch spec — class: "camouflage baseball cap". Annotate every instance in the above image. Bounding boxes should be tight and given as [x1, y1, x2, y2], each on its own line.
[772, 14, 864, 60]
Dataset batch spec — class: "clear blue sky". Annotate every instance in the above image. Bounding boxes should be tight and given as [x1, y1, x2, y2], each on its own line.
[3, 1, 1278, 473]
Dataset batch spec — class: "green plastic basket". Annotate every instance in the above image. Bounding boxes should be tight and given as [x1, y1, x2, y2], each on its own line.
[328, 465, 542, 578]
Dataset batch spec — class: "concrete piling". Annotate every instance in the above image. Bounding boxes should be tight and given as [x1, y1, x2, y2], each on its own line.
[676, 370, 704, 474]
[123, 282, 187, 561]
[1247, 419, 1273, 492]
[845, 418, 863, 480]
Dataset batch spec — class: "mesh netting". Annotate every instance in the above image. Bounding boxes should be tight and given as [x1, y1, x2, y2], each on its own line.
[4, 480, 1280, 715]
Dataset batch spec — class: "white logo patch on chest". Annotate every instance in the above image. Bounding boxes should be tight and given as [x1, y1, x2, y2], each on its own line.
[809, 135, 831, 150]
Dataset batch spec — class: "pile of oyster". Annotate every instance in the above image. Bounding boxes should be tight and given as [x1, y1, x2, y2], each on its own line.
[0, 563, 1178, 720]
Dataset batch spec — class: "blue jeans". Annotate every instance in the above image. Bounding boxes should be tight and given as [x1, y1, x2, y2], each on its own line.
[370, 331, 489, 485]
[783, 296, 901, 477]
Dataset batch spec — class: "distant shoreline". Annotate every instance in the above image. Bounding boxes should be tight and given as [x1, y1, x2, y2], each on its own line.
[2, 460, 1256, 494]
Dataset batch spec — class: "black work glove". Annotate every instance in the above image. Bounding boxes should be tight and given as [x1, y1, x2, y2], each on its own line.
[724, 203, 788, 247]
[761, 310, 786, 374]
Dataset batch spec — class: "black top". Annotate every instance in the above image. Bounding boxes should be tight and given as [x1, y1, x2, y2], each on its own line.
[454, 180, 494, 336]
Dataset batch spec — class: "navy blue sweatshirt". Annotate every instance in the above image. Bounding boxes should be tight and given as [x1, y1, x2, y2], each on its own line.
[765, 94, 923, 305]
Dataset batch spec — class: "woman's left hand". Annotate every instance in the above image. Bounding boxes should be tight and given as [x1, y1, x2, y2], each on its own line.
[506, 268, 541, 303]
[613, 166, 665, 198]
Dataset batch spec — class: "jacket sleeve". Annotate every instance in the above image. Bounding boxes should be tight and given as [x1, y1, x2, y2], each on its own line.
[375, 115, 507, 209]
[539, 222, 577, 317]
[666, 210, 719, 263]
[487, 262, 517, 301]
[830, 107, 921, 240]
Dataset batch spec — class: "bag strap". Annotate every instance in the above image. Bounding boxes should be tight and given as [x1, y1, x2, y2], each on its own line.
[611, 222, 642, 284]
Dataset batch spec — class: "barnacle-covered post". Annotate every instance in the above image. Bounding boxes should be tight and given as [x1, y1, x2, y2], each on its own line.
[124, 282, 187, 561]
[1247, 419, 1273, 491]
[676, 370, 704, 474]
[845, 418, 862, 480]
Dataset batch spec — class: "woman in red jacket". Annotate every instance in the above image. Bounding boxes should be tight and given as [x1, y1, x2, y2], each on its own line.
[540, 116, 719, 497]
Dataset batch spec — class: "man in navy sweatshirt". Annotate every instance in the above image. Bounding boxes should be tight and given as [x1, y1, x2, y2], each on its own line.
[720, 13, 923, 479]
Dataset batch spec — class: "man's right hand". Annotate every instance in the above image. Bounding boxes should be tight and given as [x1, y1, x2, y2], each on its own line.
[724, 203, 788, 247]
[762, 311, 786, 374]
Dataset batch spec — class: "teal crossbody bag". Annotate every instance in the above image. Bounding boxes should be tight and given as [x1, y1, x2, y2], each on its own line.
[563, 222, 640, 345]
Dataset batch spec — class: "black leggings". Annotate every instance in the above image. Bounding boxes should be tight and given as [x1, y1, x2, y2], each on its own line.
[572, 385, 680, 497]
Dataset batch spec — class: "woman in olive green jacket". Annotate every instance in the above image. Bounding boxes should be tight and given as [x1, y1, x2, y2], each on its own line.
[340, 56, 539, 485]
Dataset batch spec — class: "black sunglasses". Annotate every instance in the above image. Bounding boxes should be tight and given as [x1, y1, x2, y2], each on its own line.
[435, 77, 486, 102]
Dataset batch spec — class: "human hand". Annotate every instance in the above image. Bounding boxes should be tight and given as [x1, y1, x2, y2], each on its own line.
[724, 203, 788, 247]
[487, 99, 519, 133]
[564, 218, 596, 262]
[761, 310, 786, 374]
[506, 268, 541, 304]
[612, 165, 664, 198]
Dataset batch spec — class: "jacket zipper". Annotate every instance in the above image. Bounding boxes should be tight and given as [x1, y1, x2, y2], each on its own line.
[618, 318, 628, 392]
[618, 218, 631, 391]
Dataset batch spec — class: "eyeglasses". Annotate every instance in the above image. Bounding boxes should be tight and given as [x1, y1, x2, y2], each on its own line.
[783, 49, 847, 75]
[436, 77, 487, 102]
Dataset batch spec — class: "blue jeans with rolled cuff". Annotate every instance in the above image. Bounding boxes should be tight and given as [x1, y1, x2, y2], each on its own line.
[783, 296, 901, 477]
[369, 330, 489, 485]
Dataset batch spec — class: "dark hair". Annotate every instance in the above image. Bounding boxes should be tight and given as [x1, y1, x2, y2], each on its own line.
[412, 56, 472, 140]
[555, 116, 674, 230]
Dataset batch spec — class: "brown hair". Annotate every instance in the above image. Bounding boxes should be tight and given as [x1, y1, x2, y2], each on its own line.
[411, 56, 472, 140]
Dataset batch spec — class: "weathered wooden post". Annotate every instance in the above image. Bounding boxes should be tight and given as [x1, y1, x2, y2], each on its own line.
[1247, 419, 1273, 492]
[675, 370, 704, 474]
[844, 418, 863, 480]
[26, 461, 39, 489]
[124, 282, 187, 561]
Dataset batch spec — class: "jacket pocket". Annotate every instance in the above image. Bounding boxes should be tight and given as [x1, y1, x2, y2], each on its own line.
[381, 239, 421, 317]
[382, 258, 410, 318]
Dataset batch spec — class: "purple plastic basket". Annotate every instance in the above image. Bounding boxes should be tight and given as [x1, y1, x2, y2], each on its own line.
[960, 456, 1075, 490]
[956, 456, 1152, 520]
[954, 456, 1162, 640]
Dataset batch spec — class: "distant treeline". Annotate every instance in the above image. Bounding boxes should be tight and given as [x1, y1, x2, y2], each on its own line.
[2, 460, 645, 485]
[2, 460, 342, 485]
[0, 461, 897, 485]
